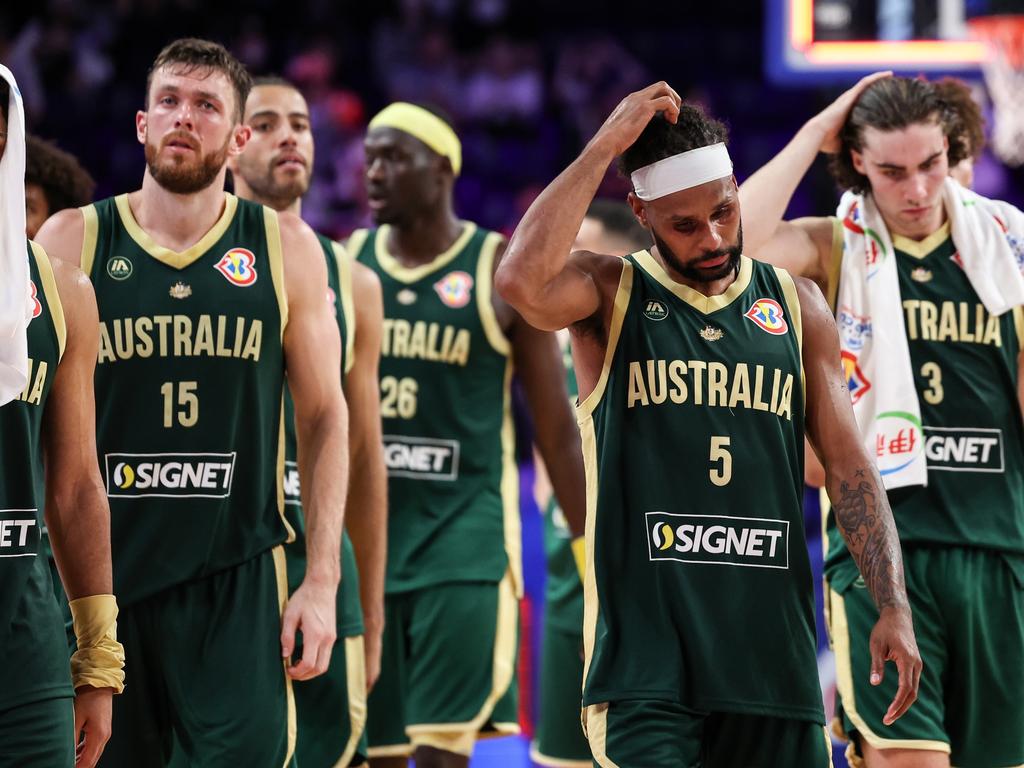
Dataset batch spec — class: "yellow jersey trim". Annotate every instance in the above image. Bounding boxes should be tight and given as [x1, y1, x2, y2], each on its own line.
[820, 488, 833, 644]
[891, 221, 951, 260]
[577, 259, 633, 420]
[633, 250, 752, 314]
[271, 545, 298, 766]
[584, 703, 621, 768]
[277, 393, 295, 543]
[829, 587, 951, 754]
[80, 204, 100, 277]
[1013, 306, 1023, 350]
[404, 568, 519, 752]
[30, 242, 67, 363]
[332, 241, 356, 376]
[578, 416, 600, 690]
[263, 207, 289, 340]
[345, 229, 370, 262]
[476, 231, 512, 357]
[114, 193, 239, 270]
[374, 222, 477, 284]
[826, 216, 843, 312]
[333, 634, 367, 768]
[500, 359, 523, 595]
[774, 266, 805, 403]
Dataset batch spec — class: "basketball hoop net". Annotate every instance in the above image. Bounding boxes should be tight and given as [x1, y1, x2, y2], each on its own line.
[968, 15, 1024, 167]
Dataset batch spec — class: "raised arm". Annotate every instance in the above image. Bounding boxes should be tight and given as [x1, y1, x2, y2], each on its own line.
[42, 257, 122, 768]
[797, 276, 921, 725]
[495, 82, 681, 330]
[344, 260, 387, 691]
[279, 212, 349, 681]
[740, 72, 890, 280]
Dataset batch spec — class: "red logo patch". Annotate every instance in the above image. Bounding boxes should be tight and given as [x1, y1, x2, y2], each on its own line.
[214, 248, 258, 286]
[29, 281, 41, 320]
[743, 298, 788, 335]
[433, 271, 474, 309]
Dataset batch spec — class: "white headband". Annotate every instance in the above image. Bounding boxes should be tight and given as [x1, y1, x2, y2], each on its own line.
[630, 143, 733, 201]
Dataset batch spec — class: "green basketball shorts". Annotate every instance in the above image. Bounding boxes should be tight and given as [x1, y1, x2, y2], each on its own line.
[828, 545, 1024, 768]
[531, 621, 590, 767]
[0, 695, 74, 768]
[366, 570, 519, 758]
[584, 699, 831, 767]
[99, 546, 296, 768]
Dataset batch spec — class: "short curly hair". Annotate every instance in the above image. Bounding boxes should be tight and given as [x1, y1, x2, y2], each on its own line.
[830, 76, 970, 194]
[934, 77, 985, 161]
[618, 103, 730, 179]
[25, 135, 96, 212]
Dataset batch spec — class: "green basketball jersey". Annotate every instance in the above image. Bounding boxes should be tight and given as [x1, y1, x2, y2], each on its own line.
[283, 232, 363, 636]
[0, 242, 73, 708]
[350, 223, 520, 594]
[82, 193, 289, 606]
[580, 251, 823, 723]
[824, 223, 1024, 584]
[542, 330, 584, 632]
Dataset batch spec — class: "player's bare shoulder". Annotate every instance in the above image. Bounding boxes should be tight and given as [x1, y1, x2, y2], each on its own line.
[34, 208, 88, 269]
[569, 249, 626, 339]
[275, 209, 330, 298]
[791, 273, 840, 345]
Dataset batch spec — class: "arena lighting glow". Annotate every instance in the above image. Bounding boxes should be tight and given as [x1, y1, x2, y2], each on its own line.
[768, 0, 989, 83]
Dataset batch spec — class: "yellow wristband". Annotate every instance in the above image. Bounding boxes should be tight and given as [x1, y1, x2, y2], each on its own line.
[68, 594, 126, 694]
[571, 536, 587, 582]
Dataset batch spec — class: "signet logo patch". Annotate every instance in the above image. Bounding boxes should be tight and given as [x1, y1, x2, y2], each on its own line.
[744, 298, 788, 335]
[433, 271, 474, 308]
[214, 248, 258, 287]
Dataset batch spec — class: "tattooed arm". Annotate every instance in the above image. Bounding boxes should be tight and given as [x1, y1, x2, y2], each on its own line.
[795, 277, 922, 725]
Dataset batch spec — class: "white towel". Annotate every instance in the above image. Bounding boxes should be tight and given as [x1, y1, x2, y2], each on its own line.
[835, 178, 1024, 490]
[0, 64, 30, 406]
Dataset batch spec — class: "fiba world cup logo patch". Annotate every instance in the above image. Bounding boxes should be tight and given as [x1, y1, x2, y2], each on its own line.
[743, 298, 788, 335]
[214, 248, 258, 287]
[29, 281, 41, 320]
[433, 271, 474, 308]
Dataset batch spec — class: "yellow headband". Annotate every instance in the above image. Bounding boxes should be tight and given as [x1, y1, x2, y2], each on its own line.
[368, 102, 462, 176]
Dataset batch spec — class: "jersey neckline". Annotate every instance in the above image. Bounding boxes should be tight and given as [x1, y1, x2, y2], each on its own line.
[114, 192, 240, 270]
[892, 220, 952, 260]
[374, 221, 477, 284]
[633, 249, 753, 315]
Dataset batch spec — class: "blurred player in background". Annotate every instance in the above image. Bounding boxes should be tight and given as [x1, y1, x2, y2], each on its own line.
[24, 135, 95, 238]
[742, 74, 1024, 768]
[36, 38, 349, 767]
[232, 75, 387, 768]
[353, 102, 586, 768]
[530, 199, 648, 768]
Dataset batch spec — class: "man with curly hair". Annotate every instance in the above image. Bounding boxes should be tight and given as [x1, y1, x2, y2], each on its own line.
[741, 74, 1024, 768]
[24, 135, 95, 238]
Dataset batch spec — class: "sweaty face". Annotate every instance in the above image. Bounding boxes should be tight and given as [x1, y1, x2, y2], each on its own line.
[142, 66, 238, 195]
[851, 121, 949, 239]
[364, 127, 445, 225]
[25, 183, 49, 238]
[637, 177, 743, 284]
[236, 85, 313, 206]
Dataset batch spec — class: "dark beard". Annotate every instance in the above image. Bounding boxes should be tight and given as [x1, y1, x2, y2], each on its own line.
[145, 135, 230, 195]
[652, 224, 743, 283]
[236, 157, 308, 209]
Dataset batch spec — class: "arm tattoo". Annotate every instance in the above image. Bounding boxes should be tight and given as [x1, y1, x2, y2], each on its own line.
[832, 465, 907, 611]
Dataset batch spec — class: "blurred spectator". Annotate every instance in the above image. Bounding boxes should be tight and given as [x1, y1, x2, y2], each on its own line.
[24, 133, 95, 237]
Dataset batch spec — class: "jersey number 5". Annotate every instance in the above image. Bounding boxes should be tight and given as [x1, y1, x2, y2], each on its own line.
[709, 435, 732, 487]
[161, 381, 198, 428]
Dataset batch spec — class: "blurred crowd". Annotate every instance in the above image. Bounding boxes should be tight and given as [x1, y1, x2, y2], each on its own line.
[2, 0, 1021, 239]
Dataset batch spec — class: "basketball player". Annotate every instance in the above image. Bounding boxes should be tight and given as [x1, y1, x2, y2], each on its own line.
[36, 38, 349, 766]
[739, 75, 1024, 768]
[231, 76, 386, 767]
[353, 102, 587, 768]
[495, 82, 921, 767]
[531, 199, 649, 768]
[25, 134, 96, 238]
[0, 74, 124, 768]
